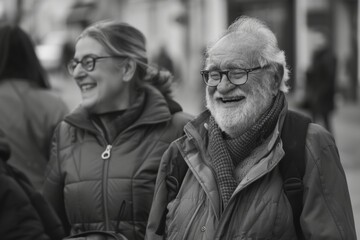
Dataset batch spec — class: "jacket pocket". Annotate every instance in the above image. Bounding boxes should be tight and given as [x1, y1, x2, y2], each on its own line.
[166, 189, 213, 240]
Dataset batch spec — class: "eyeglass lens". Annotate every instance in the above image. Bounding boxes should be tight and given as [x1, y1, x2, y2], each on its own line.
[67, 57, 95, 74]
[203, 70, 248, 86]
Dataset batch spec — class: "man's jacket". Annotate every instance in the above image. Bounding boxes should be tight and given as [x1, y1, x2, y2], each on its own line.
[43, 85, 192, 240]
[146, 102, 356, 240]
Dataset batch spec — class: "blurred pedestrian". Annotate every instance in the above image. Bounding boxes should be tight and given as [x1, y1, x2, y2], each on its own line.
[305, 29, 337, 132]
[43, 20, 192, 240]
[154, 46, 175, 74]
[153, 45, 184, 84]
[146, 16, 356, 239]
[0, 128, 66, 240]
[0, 24, 69, 191]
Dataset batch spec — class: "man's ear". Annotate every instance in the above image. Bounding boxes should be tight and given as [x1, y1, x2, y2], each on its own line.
[275, 64, 284, 88]
[122, 59, 137, 82]
[275, 64, 284, 86]
[271, 64, 284, 95]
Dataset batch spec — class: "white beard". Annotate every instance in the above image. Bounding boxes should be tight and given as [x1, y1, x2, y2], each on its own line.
[206, 88, 273, 138]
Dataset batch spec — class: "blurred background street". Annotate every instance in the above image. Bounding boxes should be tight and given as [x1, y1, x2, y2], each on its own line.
[1, 0, 360, 237]
[332, 98, 360, 238]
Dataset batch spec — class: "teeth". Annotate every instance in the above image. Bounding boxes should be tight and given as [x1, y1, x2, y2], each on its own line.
[80, 84, 95, 92]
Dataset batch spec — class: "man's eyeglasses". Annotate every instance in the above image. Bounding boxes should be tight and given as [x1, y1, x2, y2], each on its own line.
[200, 66, 267, 87]
[67, 55, 127, 74]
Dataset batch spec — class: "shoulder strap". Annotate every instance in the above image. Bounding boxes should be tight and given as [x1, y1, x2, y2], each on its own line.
[280, 110, 311, 240]
[156, 151, 189, 235]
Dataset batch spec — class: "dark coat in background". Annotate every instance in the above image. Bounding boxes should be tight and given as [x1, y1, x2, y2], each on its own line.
[305, 46, 337, 131]
[306, 46, 336, 113]
[0, 24, 69, 191]
[0, 129, 66, 240]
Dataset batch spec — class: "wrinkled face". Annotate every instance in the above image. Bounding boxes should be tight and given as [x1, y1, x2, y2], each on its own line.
[205, 34, 278, 137]
[72, 37, 130, 113]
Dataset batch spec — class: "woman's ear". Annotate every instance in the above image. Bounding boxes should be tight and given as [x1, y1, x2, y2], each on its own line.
[122, 59, 137, 82]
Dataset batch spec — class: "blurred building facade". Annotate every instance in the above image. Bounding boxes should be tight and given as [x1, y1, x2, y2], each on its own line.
[0, 0, 358, 114]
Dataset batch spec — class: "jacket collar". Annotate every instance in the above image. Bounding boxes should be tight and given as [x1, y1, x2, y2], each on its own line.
[64, 84, 172, 132]
[184, 98, 289, 155]
[181, 98, 289, 215]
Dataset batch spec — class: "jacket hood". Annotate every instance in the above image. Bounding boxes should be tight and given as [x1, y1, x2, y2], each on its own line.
[64, 84, 177, 132]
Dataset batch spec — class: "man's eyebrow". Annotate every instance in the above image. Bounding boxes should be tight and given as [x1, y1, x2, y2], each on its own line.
[73, 54, 98, 60]
[226, 63, 243, 69]
[204, 64, 218, 71]
[206, 63, 246, 70]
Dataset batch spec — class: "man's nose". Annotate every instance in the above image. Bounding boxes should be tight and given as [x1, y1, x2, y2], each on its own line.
[216, 74, 233, 92]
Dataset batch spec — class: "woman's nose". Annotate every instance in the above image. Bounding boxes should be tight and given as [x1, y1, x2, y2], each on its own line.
[72, 64, 86, 79]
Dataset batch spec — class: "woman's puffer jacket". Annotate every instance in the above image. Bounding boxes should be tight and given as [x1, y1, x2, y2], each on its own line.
[43, 85, 192, 240]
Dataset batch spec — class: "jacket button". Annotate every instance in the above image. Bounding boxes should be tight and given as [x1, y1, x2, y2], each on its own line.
[201, 226, 206, 232]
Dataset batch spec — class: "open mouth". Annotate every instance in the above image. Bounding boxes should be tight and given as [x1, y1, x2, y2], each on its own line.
[79, 83, 97, 92]
[220, 96, 245, 103]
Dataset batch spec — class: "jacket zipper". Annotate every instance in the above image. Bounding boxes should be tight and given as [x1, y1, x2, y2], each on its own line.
[102, 145, 112, 159]
[89, 119, 113, 230]
[101, 143, 112, 230]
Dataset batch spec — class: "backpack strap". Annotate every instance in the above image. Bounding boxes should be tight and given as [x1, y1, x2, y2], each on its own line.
[280, 110, 311, 240]
[155, 151, 189, 235]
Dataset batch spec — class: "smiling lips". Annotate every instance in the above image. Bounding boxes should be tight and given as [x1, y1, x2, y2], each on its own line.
[79, 83, 97, 92]
[219, 96, 245, 103]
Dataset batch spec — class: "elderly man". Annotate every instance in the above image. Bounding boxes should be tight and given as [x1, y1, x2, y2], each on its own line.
[146, 16, 356, 239]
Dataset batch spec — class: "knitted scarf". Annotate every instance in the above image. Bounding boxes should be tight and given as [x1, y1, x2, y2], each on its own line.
[208, 92, 284, 208]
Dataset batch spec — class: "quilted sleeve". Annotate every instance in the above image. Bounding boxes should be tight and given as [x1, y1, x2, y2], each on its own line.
[43, 123, 70, 234]
[301, 124, 357, 239]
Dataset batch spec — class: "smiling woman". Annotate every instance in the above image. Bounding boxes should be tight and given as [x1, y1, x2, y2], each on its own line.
[42, 20, 193, 240]
[69, 36, 133, 114]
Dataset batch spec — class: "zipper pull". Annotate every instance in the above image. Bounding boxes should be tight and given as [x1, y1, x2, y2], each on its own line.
[101, 145, 112, 159]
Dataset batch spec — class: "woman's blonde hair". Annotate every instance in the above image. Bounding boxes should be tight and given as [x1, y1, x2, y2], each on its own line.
[78, 20, 174, 98]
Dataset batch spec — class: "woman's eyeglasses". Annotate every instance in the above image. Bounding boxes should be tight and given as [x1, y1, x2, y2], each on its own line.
[67, 55, 127, 74]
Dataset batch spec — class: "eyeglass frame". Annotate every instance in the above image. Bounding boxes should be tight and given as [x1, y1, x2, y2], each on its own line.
[200, 65, 268, 87]
[67, 55, 128, 75]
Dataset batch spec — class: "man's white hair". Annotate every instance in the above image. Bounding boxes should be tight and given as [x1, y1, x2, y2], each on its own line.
[207, 16, 290, 92]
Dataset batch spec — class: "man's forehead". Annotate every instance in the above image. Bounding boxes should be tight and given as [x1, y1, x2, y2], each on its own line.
[210, 32, 261, 55]
[207, 32, 261, 67]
